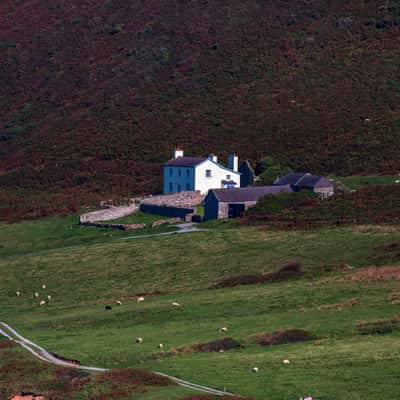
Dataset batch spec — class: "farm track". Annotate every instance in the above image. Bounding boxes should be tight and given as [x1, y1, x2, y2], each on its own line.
[0, 321, 234, 397]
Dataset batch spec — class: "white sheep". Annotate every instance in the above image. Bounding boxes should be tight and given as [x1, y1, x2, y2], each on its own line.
[252, 367, 259, 373]
[395, 180, 400, 184]
[219, 327, 228, 333]
[137, 296, 145, 303]
[42, 284, 46, 289]
[158, 343, 164, 349]
[34, 292, 39, 298]
[39, 300, 46, 306]
[16, 291, 20, 297]
[116, 300, 122, 305]
[47, 295, 51, 301]
[172, 302, 181, 307]
[136, 337, 143, 343]
[283, 359, 290, 364]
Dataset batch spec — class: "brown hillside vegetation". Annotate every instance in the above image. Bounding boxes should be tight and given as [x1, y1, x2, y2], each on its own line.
[244, 185, 400, 228]
[1, 0, 400, 220]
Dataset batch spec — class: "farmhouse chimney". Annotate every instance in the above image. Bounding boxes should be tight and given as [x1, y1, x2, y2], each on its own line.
[228, 154, 238, 172]
[173, 148, 184, 159]
[208, 153, 218, 163]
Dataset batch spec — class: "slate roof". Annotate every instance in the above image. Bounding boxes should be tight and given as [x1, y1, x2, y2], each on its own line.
[164, 156, 207, 167]
[274, 172, 333, 189]
[210, 185, 293, 202]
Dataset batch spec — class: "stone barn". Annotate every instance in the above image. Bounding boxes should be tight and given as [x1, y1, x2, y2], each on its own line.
[204, 185, 293, 220]
[274, 172, 334, 198]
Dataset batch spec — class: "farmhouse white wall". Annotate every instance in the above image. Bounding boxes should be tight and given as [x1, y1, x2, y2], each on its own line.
[194, 159, 240, 194]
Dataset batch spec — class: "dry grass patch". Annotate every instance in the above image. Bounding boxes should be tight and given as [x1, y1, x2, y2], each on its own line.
[252, 329, 315, 346]
[318, 297, 360, 311]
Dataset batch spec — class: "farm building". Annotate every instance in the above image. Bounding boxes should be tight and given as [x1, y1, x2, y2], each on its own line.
[238, 160, 257, 187]
[163, 149, 241, 195]
[204, 185, 293, 220]
[274, 172, 334, 198]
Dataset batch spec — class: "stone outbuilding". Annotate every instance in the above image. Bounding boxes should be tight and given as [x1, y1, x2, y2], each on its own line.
[274, 172, 334, 198]
[204, 185, 293, 220]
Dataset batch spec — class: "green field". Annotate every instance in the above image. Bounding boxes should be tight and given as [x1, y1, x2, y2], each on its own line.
[334, 175, 400, 190]
[1, 215, 400, 399]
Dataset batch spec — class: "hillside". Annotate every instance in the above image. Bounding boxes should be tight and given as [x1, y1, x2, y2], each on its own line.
[1, 0, 400, 220]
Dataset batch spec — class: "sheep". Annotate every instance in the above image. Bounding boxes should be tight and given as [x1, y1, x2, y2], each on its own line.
[137, 296, 145, 303]
[42, 284, 46, 289]
[172, 302, 181, 307]
[136, 337, 143, 343]
[395, 180, 400, 184]
[283, 359, 290, 364]
[34, 292, 39, 298]
[47, 295, 51, 301]
[158, 343, 164, 349]
[251, 367, 259, 373]
[116, 300, 122, 305]
[39, 300, 46, 306]
[16, 291, 20, 297]
[219, 327, 228, 333]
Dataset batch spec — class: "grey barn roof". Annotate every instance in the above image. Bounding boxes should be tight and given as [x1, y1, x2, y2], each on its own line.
[210, 185, 293, 203]
[164, 156, 207, 167]
[274, 172, 333, 189]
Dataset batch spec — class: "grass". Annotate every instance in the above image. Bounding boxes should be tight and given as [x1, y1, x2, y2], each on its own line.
[335, 175, 400, 190]
[1, 215, 400, 399]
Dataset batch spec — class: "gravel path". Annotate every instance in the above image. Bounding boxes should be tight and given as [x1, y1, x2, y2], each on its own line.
[0, 321, 233, 397]
[121, 223, 207, 240]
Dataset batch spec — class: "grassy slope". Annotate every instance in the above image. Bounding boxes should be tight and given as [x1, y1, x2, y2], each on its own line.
[1, 216, 400, 399]
[1, 0, 400, 220]
[0, 339, 192, 400]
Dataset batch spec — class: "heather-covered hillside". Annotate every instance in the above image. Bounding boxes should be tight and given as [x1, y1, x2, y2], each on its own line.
[1, 0, 399, 220]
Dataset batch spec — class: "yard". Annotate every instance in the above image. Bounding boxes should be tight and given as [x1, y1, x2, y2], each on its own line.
[1, 215, 400, 399]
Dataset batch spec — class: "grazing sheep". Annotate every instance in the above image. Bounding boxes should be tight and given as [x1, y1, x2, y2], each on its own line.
[39, 300, 46, 306]
[219, 349, 224, 353]
[283, 359, 290, 364]
[158, 343, 164, 349]
[116, 300, 122, 305]
[105, 305, 112, 310]
[47, 295, 51, 301]
[172, 302, 181, 307]
[395, 180, 400, 184]
[251, 367, 259, 373]
[16, 291, 20, 297]
[137, 296, 145, 303]
[34, 292, 39, 298]
[219, 327, 228, 333]
[42, 284, 46, 289]
[136, 337, 143, 343]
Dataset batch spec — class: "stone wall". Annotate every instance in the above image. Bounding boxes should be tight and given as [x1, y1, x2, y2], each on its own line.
[140, 204, 195, 219]
[79, 203, 139, 223]
[141, 191, 203, 208]
[79, 222, 146, 230]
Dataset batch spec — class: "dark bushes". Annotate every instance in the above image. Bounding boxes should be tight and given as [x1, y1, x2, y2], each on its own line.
[254, 329, 315, 346]
[357, 317, 400, 335]
[187, 337, 241, 353]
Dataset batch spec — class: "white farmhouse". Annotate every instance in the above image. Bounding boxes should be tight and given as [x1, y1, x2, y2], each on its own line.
[163, 149, 241, 194]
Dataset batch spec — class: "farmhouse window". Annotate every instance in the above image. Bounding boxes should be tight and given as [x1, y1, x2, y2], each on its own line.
[206, 169, 212, 177]
[186, 169, 190, 177]
[226, 174, 231, 180]
[186, 183, 190, 190]
[178, 169, 181, 177]
[169, 168, 173, 176]
[169, 182, 173, 192]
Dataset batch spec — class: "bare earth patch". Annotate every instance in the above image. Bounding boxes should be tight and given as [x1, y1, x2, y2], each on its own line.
[357, 316, 400, 335]
[252, 329, 314, 346]
[214, 262, 303, 288]
[179, 338, 241, 353]
[340, 266, 400, 282]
